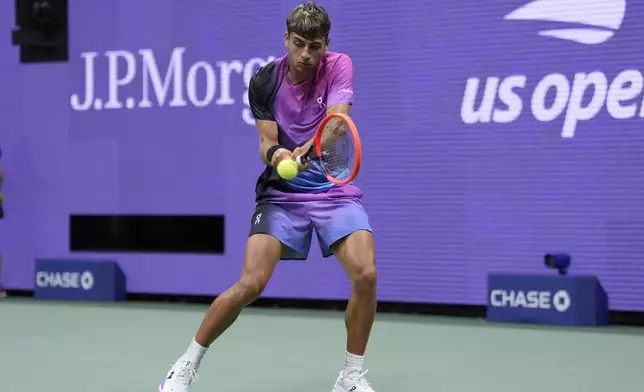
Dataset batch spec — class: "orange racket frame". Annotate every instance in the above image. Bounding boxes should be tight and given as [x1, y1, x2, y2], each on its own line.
[310, 112, 362, 185]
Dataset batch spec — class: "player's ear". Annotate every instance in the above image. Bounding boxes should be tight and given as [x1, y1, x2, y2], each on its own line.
[284, 31, 289, 47]
[325, 37, 330, 51]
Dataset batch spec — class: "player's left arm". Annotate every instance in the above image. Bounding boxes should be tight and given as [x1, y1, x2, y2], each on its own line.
[324, 52, 354, 122]
[299, 54, 354, 152]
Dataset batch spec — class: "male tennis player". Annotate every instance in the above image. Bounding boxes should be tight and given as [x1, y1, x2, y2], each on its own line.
[159, 3, 378, 392]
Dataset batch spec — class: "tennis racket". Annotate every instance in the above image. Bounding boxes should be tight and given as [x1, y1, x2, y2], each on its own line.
[295, 112, 362, 185]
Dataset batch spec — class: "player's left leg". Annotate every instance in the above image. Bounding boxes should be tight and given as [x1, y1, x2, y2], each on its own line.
[332, 229, 378, 392]
[309, 197, 378, 392]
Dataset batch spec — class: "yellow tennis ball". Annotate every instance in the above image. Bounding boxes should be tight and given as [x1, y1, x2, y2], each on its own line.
[277, 159, 298, 180]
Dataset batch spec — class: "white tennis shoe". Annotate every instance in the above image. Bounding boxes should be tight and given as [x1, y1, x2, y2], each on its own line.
[158, 357, 199, 392]
[332, 369, 377, 392]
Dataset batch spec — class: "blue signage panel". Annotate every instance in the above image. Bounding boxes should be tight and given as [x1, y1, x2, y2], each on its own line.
[34, 259, 126, 301]
[487, 274, 609, 326]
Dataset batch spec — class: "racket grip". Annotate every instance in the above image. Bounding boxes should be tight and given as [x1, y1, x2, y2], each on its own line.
[297, 145, 316, 164]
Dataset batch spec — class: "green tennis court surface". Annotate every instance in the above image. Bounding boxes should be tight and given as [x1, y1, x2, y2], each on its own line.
[1, 298, 642, 391]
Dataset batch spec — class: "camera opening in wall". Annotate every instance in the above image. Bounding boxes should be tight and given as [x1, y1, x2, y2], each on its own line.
[11, 0, 68, 63]
[544, 253, 571, 276]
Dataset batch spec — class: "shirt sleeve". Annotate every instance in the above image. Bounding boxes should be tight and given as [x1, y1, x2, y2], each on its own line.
[248, 65, 276, 121]
[327, 54, 355, 106]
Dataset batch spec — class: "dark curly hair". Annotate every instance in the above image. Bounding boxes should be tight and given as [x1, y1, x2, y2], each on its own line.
[286, 2, 331, 41]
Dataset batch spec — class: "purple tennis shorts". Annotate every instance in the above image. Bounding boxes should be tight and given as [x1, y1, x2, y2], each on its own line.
[248, 196, 372, 260]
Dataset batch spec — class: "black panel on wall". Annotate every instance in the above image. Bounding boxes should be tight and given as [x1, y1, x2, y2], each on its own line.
[69, 214, 224, 254]
[12, 0, 69, 63]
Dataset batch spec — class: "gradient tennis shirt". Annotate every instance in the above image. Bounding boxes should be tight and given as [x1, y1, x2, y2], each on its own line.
[248, 51, 362, 203]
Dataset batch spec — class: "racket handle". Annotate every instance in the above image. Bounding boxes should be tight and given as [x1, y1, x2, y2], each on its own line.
[296, 145, 316, 165]
[296, 145, 314, 165]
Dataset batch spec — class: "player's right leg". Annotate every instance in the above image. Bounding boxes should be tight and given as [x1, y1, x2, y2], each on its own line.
[159, 234, 281, 392]
[159, 202, 311, 392]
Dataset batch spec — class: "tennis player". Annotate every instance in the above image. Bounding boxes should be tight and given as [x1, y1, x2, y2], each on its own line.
[159, 3, 378, 391]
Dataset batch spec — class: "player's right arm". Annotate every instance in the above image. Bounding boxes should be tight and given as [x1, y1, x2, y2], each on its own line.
[248, 65, 290, 167]
[256, 121, 291, 167]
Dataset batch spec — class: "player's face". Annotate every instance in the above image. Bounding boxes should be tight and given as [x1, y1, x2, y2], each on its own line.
[285, 32, 328, 74]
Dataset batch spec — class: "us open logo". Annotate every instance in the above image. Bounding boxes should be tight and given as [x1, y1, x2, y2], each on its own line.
[504, 0, 626, 45]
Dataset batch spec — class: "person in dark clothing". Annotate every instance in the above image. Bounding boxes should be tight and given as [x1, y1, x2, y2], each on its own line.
[0, 144, 5, 297]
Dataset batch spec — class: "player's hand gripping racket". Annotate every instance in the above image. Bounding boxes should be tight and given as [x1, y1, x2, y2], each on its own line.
[295, 112, 362, 185]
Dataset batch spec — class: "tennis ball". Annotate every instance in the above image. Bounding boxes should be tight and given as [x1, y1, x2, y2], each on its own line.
[277, 159, 298, 180]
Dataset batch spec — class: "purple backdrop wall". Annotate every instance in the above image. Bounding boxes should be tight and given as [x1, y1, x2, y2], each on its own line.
[1, 0, 643, 310]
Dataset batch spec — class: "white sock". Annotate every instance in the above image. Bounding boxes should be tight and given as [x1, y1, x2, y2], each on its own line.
[344, 351, 364, 376]
[184, 338, 208, 364]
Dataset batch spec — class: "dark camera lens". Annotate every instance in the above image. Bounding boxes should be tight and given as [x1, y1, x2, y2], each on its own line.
[32, 1, 54, 24]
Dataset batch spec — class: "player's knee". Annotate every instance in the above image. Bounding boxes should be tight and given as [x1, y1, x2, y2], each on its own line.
[351, 262, 377, 292]
[236, 274, 269, 303]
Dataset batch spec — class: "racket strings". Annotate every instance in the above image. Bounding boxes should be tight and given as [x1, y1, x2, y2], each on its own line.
[319, 122, 355, 181]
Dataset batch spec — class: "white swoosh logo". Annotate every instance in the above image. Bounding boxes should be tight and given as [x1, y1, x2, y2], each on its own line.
[504, 0, 626, 44]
